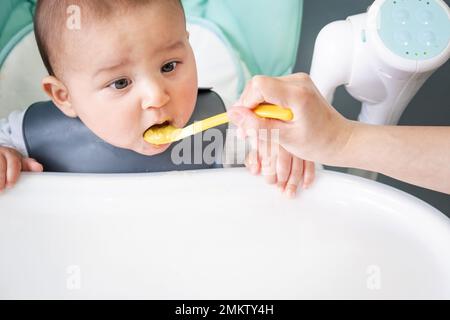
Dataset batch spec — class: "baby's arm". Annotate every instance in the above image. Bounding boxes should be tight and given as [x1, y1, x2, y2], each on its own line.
[0, 111, 43, 192]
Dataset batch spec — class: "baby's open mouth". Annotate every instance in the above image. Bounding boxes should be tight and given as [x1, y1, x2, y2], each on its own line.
[145, 121, 172, 134]
[143, 120, 179, 146]
[143, 118, 186, 146]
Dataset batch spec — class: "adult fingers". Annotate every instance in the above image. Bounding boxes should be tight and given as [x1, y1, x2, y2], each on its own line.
[260, 140, 278, 185]
[303, 161, 316, 189]
[276, 147, 292, 190]
[228, 106, 286, 143]
[245, 149, 261, 175]
[233, 73, 317, 121]
[285, 157, 304, 199]
[234, 75, 305, 109]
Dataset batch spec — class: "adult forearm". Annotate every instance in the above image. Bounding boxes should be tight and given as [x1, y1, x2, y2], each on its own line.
[335, 123, 450, 194]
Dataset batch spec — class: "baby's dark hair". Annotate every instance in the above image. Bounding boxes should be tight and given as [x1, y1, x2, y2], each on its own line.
[34, 0, 184, 77]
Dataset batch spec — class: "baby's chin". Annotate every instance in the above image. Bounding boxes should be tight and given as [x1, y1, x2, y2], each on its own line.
[133, 139, 172, 156]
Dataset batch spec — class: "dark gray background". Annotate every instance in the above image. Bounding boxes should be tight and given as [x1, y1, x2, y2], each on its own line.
[294, 0, 450, 217]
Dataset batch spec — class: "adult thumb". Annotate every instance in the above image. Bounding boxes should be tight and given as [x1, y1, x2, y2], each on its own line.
[228, 107, 286, 132]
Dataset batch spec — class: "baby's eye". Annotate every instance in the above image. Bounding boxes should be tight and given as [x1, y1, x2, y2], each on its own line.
[109, 78, 132, 90]
[161, 61, 178, 73]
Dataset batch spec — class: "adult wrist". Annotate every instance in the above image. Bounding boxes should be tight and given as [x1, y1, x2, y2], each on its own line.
[326, 118, 360, 167]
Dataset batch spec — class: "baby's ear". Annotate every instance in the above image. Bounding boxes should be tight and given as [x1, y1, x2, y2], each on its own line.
[41, 76, 77, 118]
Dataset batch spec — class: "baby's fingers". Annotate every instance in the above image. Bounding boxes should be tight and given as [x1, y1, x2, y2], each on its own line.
[285, 158, 304, 199]
[303, 161, 316, 189]
[4, 151, 22, 188]
[0, 154, 6, 192]
[22, 158, 44, 172]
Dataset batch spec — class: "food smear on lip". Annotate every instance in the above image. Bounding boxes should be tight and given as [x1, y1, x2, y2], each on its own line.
[144, 123, 182, 145]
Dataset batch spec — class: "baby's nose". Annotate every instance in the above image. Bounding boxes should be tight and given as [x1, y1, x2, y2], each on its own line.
[141, 82, 170, 110]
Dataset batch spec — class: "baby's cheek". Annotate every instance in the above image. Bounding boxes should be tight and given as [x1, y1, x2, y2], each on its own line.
[177, 83, 198, 124]
[178, 61, 198, 121]
[102, 110, 138, 142]
[77, 99, 135, 146]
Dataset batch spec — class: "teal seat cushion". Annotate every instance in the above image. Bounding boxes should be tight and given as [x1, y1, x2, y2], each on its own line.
[0, 0, 36, 67]
[182, 0, 303, 77]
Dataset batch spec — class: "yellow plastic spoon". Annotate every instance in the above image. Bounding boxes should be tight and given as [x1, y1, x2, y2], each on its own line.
[144, 104, 293, 145]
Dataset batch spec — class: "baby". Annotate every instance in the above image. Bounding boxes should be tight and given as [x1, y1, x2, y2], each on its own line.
[0, 0, 315, 197]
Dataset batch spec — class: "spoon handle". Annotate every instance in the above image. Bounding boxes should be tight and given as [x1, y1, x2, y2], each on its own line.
[181, 104, 293, 138]
[144, 104, 294, 145]
[253, 104, 294, 122]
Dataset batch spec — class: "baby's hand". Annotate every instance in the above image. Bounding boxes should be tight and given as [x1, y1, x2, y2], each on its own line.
[245, 140, 315, 198]
[0, 146, 43, 192]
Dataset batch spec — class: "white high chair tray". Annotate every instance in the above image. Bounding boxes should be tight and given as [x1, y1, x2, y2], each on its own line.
[0, 168, 449, 299]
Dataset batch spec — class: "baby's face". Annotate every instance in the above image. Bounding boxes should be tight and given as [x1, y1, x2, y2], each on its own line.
[60, 2, 197, 155]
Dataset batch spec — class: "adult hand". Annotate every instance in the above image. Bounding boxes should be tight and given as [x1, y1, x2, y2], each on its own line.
[228, 73, 450, 194]
[228, 73, 354, 165]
